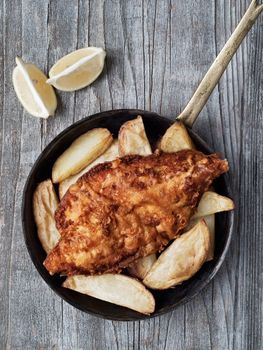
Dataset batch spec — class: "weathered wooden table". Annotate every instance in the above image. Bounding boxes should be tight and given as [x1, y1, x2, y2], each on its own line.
[1, 1, 262, 349]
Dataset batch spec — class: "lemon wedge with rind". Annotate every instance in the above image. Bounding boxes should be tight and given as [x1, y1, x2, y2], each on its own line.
[47, 47, 106, 92]
[12, 57, 57, 119]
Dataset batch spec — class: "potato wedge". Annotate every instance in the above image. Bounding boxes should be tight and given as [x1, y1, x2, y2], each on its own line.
[187, 188, 231, 261]
[33, 179, 60, 253]
[52, 128, 113, 183]
[187, 214, 215, 261]
[192, 191, 234, 218]
[160, 121, 195, 152]
[63, 274, 155, 314]
[118, 115, 152, 156]
[58, 139, 119, 199]
[143, 220, 210, 289]
[128, 254, 157, 280]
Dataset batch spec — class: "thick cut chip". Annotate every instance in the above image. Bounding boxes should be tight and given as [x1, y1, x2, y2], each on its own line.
[128, 254, 157, 280]
[59, 139, 119, 199]
[186, 186, 232, 261]
[143, 220, 210, 289]
[63, 274, 155, 314]
[33, 180, 60, 253]
[52, 128, 113, 183]
[118, 116, 152, 156]
[187, 214, 215, 261]
[192, 191, 234, 218]
[160, 121, 195, 152]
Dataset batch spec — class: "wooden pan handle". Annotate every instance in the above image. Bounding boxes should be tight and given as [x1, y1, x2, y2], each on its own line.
[176, 0, 263, 127]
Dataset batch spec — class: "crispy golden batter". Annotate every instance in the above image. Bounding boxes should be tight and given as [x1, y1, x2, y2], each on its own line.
[44, 150, 228, 276]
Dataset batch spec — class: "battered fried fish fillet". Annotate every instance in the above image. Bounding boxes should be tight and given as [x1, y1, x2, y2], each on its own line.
[44, 150, 228, 276]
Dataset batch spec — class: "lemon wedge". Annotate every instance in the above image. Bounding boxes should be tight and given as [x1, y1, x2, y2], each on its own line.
[12, 57, 57, 119]
[47, 47, 106, 91]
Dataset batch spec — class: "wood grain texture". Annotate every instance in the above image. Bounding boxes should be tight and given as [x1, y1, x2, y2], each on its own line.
[0, 0, 262, 349]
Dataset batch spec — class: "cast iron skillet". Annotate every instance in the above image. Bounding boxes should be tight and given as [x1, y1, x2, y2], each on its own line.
[21, 2, 262, 321]
[22, 109, 233, 321]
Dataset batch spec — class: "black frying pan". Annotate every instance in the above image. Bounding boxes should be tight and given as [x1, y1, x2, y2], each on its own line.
[22, 1, 262, 321]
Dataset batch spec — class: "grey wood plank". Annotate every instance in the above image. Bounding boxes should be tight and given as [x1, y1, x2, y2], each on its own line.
[1, 1, 64, 349]
[73, 0, 113, 122]
[143, 0, 171, 114]
[0, 0, 262, 349]
[199, 0, 263, 348]
[43, 0, 80, 146]
[0, 0, 3, 163]
[230, 2, 263, 348]
[0, 0, 23, 348]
